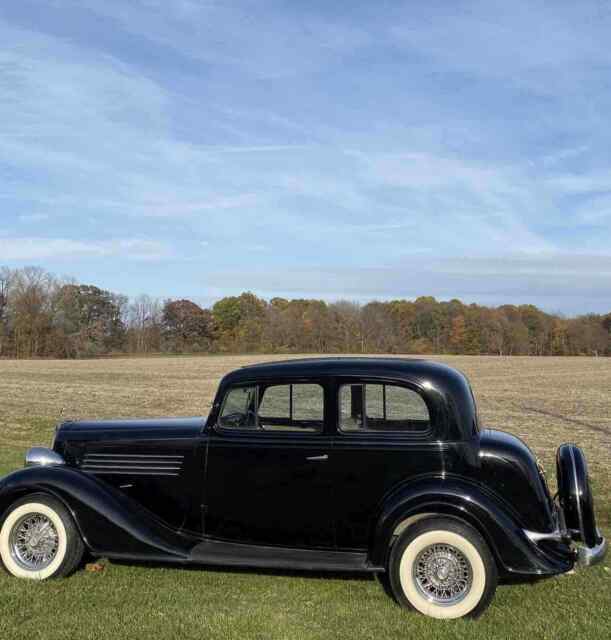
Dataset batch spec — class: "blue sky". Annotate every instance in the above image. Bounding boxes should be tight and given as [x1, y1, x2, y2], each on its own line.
[1, 1, 610, 314]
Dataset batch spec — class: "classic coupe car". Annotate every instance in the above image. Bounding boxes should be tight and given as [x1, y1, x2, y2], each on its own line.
[0, 358, 606, 619]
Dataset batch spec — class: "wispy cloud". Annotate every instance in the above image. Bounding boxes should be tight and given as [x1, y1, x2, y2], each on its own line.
[207, 253, 611, 313]
[71, 0, 373, 79]
[0, 237, 171, 261]
[0, 1, 610, 312]
[137, 194, 260, 218]
[544, 172, 611, 195]
[18, 213, 49, 223]
[541, 145, 589, 168]
[389, 1, 611, 88]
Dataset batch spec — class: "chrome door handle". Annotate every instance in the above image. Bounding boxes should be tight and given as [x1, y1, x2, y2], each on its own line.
[306, 454, 328, 462]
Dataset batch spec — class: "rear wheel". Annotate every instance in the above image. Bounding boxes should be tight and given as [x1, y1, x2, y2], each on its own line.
[388, 517, 497, 619]
[0, 494, 84, 580]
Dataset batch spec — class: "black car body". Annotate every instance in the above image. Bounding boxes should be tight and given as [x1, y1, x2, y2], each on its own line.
[0, 358, 606, 618]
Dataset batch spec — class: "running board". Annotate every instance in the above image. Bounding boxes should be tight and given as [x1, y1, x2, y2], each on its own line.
[189, 540, 379, 572]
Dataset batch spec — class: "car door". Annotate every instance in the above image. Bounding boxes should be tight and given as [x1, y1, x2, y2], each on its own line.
[328, 377, 439, 550]
[203, 378, 335, 549]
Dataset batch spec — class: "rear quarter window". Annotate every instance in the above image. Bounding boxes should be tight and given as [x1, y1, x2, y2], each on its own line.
[339, 383, 430, 433]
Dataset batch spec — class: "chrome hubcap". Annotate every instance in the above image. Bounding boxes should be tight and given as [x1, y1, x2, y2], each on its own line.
[10, 513, 59, 571]
[413, 543, 473, 605]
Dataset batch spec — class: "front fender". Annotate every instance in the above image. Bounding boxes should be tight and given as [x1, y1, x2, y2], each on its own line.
[0, 466, 193, 560]
[370, 477, 574, 578]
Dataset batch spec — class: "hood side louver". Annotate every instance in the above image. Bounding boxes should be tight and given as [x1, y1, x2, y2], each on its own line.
[80, 453, 184, 477]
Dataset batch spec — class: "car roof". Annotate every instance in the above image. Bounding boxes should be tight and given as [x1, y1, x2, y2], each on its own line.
[215, 357, 478, 441]
[226, 356, 466, 386]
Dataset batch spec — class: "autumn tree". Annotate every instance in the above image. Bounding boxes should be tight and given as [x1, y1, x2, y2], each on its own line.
[449, 315, 466, 353]
[0, 267, 12, 356]
[55, 284, 127, 357]
[213, 292, 267, 351]
[10, 267, 56, 358]
[126, 295, 162, 353]
[0, 265, 609, 358]
[162, 299, 215, 352]
[329, 301, 362, 353]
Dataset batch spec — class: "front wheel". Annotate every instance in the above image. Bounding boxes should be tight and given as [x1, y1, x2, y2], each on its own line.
[388, 517, 497, 619]
[0, 493, 84, 580]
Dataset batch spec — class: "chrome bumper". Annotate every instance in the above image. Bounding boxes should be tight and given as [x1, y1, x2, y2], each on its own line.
[577, 535, 608, 567]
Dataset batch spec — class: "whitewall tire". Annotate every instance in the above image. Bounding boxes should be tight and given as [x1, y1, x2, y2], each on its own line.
[0, 494, 84, 580]
[388, 517, 497, 619]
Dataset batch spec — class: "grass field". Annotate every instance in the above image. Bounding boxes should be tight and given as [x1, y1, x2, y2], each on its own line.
[0, 355, 609, 639]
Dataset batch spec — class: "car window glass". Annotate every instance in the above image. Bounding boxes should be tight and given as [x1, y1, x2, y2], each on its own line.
[386, 384, 429, 422]
[259, 384, 290, 419]
[339, 384, 364, 430]
[339, 383, 430, 433]
[219, 385, 257, 429]
[365, 384, 384, 419]
[293, 384, 324, 422]
[220, 383, 324, 433]
[259, 384, 323, 432]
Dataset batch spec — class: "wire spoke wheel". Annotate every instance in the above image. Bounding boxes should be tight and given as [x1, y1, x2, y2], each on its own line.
[412, 542, 473, 606]
[10, 513, 59, 571]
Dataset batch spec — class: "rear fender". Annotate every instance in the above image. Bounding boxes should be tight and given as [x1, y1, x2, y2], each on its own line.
[556, 443, 601, 548]
[0, 466, 192, 560]
[371, 477, 574, 577]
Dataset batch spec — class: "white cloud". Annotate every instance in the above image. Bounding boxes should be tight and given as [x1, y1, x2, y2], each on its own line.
[18, 213, 49, 223]
[0, 237, 171, 261]
[0, 2, 610, 313]
[348, 150, 503, 191]
[545, 172, 611, 195]
[576, 194, 611, 223]
[389, 1, 611, 89]
[347, 150, 554, 254]
[541, 145, 589, 168]
[207, 253, 611, 313]
[138, 194, 260, 218]
[71, 0, 372, 79]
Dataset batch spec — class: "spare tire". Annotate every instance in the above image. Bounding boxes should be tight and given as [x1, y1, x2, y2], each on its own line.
[556, 444, 601, 548]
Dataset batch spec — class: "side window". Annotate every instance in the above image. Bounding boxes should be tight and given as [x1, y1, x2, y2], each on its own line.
[219, 383, 324, 433]
[259, 384, 323, 432]
[219, 385, 257, 429]
[339, 383, 430, 433]
[258, 384, 290, 421]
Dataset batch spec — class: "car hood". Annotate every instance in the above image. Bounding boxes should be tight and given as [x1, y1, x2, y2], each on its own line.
[56, 416, 207, 439]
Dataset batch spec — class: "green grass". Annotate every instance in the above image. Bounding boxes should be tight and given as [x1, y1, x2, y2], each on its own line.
[0, 356, 610, 639]
[0, 547, 609, 640]
[1, 424, 609, 639]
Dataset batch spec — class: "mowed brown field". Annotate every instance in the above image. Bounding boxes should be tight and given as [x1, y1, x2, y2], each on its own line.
[0, 355, 609, 640]
[1, 354, 609, 502]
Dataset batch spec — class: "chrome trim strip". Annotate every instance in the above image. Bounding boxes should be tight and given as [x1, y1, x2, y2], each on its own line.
[82, 465, 182, 471]
[83, 460, 183, 466]
[83, 470, 180, 476]
[84, 453, 184, 459]
[523, 527, 565, 543]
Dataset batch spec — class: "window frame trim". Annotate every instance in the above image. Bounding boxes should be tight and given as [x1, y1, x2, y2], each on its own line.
[215, 378, 327, 436]
[336, 377, 434, 439]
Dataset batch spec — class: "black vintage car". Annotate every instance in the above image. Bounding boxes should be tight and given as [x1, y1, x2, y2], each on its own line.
[0, 358, 606, 618]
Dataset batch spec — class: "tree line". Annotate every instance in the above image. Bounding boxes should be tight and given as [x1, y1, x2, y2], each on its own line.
[0, 266, 609, 359]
